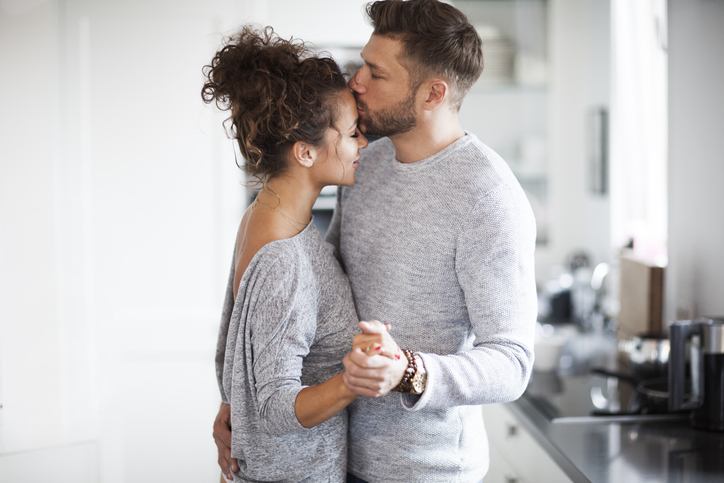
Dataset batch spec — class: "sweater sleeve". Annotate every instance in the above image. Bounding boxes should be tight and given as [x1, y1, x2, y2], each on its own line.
[246, 252, 318, 436]
[216, 249, 237, 405]
[402, 183, 537, 410]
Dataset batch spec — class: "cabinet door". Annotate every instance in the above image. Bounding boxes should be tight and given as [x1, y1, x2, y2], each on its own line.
[483, 404, 572, 483]
[486, 441, 525, 483]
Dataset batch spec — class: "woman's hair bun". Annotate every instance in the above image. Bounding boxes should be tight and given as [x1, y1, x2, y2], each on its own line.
[202, 26, 347, 181]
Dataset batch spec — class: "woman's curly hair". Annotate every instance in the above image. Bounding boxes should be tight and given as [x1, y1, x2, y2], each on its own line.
[201, 26, 347, 181]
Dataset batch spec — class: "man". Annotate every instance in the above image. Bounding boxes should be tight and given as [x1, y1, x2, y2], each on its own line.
[214, 1, 536, 481]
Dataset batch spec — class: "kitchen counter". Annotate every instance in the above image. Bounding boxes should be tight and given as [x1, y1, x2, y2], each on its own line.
[507, 394, 724, 482]
[501, 328, 724, 482]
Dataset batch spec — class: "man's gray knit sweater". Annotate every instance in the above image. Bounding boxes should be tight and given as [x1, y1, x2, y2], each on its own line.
[216, 222, 359, 482]
[326, 133, 537, 483]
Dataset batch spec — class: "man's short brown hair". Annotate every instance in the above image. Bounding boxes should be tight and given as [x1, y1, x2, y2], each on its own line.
[365, 0, 483, 110]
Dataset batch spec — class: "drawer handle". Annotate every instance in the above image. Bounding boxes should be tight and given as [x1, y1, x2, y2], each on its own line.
[504, 476, 519, 483]
[506, 423, 518, 438]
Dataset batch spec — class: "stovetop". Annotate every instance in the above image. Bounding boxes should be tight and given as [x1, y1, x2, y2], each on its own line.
[523, 327, 688, 424]
[523, 371, 688, 424]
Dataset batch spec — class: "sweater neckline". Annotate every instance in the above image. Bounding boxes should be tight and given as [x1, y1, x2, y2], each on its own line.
[389, 133, 475, 171]
[234, 217, 319, 300]
[242, 216, 318, 270]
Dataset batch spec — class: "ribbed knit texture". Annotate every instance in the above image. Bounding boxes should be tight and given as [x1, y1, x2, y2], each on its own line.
[326, 134, 537, 483]
[216, 221, 359, 482]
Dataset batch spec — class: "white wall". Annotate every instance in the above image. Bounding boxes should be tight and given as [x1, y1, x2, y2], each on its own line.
[0, 0, 241, 479]
[667, 0, 724, 320]
[0, 0, 371, 481]
[543, 0, 611, 277]
[1, 0, 68, 456]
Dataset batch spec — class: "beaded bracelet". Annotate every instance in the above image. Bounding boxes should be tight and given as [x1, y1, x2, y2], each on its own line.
[392, 349, 417, 393]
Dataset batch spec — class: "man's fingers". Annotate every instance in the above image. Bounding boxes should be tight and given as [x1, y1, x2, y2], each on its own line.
[214, 403, 233, 445]
[343, 371, 387, 398]
[344, 351, 387, 383]
[359, 320, 387, 334]
[215, 446, 231, 478]
[213, 424, 232, 448]
[217, 458, 233, 481]
[343, 347, 409, 400]
[229, 451, 239, 473]
[214, 432, 237, 474]
[213, 403, 238, 474]
[218, 458, 226, 481]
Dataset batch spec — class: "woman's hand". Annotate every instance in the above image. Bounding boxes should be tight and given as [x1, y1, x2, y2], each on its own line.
[352, 320, 401, 360]
[344, 320, 409, 398]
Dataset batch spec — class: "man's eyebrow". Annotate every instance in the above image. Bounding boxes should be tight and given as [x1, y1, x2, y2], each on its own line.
[362, 56, 386, 74]
[370, 62, 385, 72]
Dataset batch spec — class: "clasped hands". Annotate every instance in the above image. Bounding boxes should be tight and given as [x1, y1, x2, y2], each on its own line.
[342, 320, 409, 398]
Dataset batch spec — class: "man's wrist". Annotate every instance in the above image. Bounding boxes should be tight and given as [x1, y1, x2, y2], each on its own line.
[391, 349, 427, 395]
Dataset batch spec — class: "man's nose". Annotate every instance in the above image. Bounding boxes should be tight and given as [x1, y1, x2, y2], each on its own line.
[348, 70, 365, 94]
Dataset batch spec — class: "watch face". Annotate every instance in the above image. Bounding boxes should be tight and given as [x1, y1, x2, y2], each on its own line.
[412, 373, 427, 394]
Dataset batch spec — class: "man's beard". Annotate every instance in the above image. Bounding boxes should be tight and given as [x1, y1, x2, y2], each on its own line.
[356, 90, 417, 137]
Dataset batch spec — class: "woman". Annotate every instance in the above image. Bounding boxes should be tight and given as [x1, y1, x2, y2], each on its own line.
[202, 26, 394, 482]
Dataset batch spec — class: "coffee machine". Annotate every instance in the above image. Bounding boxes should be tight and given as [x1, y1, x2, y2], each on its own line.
[669, 318, 724, 431]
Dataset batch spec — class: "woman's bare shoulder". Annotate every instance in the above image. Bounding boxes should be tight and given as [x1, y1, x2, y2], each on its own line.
[233, 208, 299, 297]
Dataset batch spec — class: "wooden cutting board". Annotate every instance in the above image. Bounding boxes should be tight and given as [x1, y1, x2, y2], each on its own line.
[618, 252, 665, 337]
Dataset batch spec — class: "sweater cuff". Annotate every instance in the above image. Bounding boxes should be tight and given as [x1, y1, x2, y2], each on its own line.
[259, 386, 308, 436]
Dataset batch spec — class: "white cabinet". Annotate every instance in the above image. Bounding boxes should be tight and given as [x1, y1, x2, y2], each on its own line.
[483, 403, 573, 483]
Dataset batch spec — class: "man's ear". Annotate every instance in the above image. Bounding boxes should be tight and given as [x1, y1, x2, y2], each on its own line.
[423, 80, 448, 111]
[291, 141, 317, 168]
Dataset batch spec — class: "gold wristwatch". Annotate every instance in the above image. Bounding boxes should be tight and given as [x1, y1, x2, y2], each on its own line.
[410, 353, 427, 395]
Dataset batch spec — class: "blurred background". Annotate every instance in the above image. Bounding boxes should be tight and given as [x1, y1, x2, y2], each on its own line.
[1, 0, 722, 482]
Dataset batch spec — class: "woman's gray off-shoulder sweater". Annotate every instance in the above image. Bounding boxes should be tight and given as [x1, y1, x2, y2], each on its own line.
[216, 221, 358, 482]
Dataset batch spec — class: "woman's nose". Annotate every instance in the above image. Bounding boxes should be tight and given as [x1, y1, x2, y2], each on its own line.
[358, 131, 369, 149]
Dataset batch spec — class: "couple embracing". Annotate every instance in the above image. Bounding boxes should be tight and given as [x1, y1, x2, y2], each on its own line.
[204, 1, 537, 482]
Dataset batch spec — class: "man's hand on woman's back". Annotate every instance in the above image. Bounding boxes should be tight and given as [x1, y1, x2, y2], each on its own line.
[214, 402, 238, 480]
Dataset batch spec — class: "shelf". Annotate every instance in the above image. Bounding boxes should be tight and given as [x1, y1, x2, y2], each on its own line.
[471, 81, 547, 94]
[312, 196, 336, 211]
